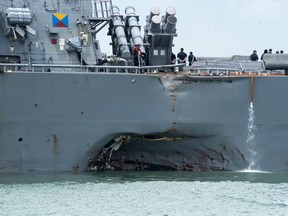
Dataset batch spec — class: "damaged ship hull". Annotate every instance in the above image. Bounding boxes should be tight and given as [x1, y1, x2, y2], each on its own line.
[1, 72, 288, 172]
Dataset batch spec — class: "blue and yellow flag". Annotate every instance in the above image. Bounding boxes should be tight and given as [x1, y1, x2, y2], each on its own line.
[52, 13, 69, 27]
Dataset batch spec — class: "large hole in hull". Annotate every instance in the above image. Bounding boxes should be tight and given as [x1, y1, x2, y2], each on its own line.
[87, 134, 249, 171]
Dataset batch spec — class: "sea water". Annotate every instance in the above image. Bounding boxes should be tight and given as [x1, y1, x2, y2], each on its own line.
[0, 171, 287, 216]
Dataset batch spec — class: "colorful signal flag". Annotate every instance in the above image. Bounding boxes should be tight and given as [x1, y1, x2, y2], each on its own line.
[52, 13, 69, 27]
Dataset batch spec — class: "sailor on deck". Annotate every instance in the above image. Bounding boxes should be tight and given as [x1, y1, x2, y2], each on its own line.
[188, 51, 197, 66]
[250, 50, 259, 61]
[261, 49, 268, 60]
[132, 43, 144, 67]
[177, 48, 187, 65]
[171, 52, 176, 72]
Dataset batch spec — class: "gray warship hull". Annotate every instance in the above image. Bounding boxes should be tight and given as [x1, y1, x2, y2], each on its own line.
[1, 72, 288, 172]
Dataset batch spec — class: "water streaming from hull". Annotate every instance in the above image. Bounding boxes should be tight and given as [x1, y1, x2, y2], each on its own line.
[246, 102, 258, 170]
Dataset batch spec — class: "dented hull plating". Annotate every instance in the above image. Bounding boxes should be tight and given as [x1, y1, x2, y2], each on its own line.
[1, 72, 288, 172]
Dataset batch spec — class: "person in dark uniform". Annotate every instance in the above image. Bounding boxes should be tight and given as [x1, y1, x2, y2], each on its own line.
[177, 48, 187, 71]
[188, 51, 197, 66]
[171, 52, 176, 64]
[171, 52, 176, 72]
[261, 49, 268, 60]
[250, 50, 259, 61]
[177, 48, 187, 65]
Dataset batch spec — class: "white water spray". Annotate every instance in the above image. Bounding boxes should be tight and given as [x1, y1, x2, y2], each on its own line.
[246, 102, 258, 170]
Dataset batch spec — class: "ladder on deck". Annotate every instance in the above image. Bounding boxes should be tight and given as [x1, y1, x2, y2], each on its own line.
[93, 0, 113, 18]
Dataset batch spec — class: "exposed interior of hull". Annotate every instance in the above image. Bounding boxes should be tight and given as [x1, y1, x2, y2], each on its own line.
[87, 134, 249, 171]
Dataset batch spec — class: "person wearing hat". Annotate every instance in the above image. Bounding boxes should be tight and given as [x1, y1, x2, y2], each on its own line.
[250, 50, 259, 61]
[132, 43, 143, 66]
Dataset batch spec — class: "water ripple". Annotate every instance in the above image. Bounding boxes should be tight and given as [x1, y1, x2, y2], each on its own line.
[0, 176, 288, 216]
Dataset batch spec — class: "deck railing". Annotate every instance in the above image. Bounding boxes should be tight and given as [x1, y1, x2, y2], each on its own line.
[0, 62, 284, 76]
[0, 63, 184, 74]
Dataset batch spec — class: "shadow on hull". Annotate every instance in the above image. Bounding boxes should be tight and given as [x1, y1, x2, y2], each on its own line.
[87, 134, 249, 171]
